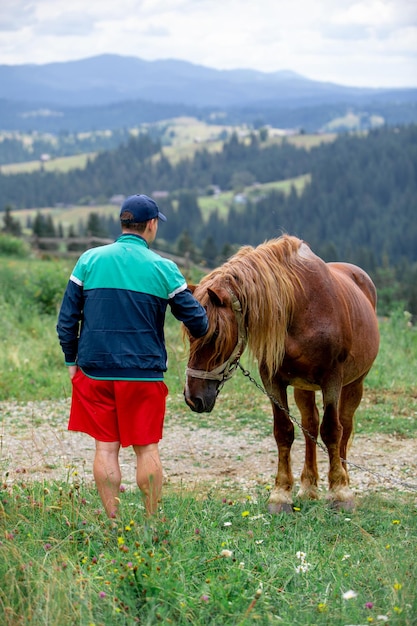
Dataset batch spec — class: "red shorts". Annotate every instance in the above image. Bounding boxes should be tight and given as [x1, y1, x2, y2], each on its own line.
[68, 369, 168, 447]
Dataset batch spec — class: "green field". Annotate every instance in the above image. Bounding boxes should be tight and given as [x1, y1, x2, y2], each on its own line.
[0, 118, 336, 175]
[0, 250, 416, 625]
[0, 151, 97, 174]
[13, 202, 119, 235]
[10, 173, 312, 236]
[198, 174, 311, 219]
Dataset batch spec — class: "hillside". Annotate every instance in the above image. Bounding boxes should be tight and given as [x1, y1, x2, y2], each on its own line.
[0, 54, 394, 107]
[1, 55, 416, 133]
[1, 122, 416, 317]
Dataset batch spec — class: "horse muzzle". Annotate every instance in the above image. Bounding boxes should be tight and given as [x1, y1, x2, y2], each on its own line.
[184, 379, 218, 413]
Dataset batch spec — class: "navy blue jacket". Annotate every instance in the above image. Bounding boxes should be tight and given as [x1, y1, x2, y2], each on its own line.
[57, 234, 208, 380]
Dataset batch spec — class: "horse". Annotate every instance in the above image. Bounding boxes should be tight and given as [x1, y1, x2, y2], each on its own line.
[184, 235, 380, 512]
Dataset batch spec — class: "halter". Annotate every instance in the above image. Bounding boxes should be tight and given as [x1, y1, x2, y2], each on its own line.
[185, 287, 247, 391]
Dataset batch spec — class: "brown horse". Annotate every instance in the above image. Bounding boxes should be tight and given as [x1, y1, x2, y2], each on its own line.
[184, 235, 380, 512]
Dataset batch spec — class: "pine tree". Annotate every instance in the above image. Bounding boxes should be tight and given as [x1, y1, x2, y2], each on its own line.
[2, 206, 22, 236]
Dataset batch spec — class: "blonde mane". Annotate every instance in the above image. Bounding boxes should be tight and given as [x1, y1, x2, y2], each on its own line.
[193, 235, 306, 379]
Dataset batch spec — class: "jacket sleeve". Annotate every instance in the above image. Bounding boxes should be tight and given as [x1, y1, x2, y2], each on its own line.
[56, 278, 84, 364]
[169, 287, 208, 338]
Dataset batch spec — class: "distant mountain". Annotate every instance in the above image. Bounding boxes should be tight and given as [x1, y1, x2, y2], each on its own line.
[1, 53, 413, 107]
[0, 54, 416, 133]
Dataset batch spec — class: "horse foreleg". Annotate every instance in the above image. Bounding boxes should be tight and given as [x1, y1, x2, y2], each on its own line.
[267, 384, 295, 514]
[320, 381, 354, 509]
[339, 378, 365, 472]
[294, 389, 320, 500]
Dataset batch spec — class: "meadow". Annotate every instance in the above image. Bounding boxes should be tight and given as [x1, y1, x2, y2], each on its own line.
[0, 152, 97, 175]
[11, 173, 312, 237]
[0, 119, 336, 175]
[0, 247, 416, 625]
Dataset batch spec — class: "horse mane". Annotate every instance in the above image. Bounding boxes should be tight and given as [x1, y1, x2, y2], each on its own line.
[192, 235, 307, 379]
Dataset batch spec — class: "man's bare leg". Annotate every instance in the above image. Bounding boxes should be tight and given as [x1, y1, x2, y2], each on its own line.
[93, 440, 121, 518]
[133, 443, 163, 516]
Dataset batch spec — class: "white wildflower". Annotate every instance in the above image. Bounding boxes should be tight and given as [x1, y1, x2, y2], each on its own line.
[295, 563, 310, 573]
[295, 550, 311, 574]
[220, 549, 233, 558]
[342, 589, 358, 600]
[295, 551, 311, 573]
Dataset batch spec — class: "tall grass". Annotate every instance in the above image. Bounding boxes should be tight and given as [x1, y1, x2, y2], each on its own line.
[0, 253, 416, 624]
[0, 255, 72, 400]
[1, 480, 416, 625]
[1, 254, 417, 432]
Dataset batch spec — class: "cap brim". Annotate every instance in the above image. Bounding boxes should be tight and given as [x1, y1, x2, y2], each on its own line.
[158, 212, 167, 222]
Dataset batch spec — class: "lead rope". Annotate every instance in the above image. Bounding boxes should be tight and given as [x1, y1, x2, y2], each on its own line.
[237, 362, 417, 492]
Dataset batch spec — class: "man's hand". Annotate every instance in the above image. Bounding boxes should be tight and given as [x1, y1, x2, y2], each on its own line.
[68, 365, 78, 379]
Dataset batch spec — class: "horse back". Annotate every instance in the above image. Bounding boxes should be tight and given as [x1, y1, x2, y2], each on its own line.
[327, 262, 377, 311]
[282, 255, 379, 388]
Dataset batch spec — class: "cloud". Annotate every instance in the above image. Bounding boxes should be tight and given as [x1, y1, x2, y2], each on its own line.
[332, 0, 417, 33]
[34, 12, 97, 37]
[321, 23, 371, 41]
[141, 24, 170, 38]
[0, 0, 415, 87]
[0, 1, 36, 31]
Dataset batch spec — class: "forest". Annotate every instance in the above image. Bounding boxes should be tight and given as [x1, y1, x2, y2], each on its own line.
[1, 123, 417, 318]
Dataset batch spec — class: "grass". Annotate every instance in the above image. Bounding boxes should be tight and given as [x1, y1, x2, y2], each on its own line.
[198, 174, 311, 220]
[0, 253, 416, 624]
[12, 203, 119, 235]
[1, 254, 416, 430]
[1, 118, 336, 175]
[0, 480, 415, 625]
[11, 174, 311, 234]
[0, 152, 97, 175]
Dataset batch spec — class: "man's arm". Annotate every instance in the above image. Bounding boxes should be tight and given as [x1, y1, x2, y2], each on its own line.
[56, 278, 84, 365]
[169, 287, 208, 338]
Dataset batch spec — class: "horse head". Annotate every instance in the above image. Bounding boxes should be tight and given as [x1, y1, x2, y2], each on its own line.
[184, 284, 247, 413]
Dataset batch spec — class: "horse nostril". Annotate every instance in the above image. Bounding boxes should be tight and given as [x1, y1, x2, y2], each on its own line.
[184, 390, 205, 413]
[192, 396, 204, 413]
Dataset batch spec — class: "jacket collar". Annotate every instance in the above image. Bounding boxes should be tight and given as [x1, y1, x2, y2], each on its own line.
[117, 233, 149, 249]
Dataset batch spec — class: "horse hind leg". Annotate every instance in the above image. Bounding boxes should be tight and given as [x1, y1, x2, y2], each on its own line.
[294, 389, 320, 501]
[339, 378, 365, 477]
[320, 378, 355, 510]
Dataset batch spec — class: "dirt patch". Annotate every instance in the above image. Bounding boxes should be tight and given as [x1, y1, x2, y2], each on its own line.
[1, 400, 416, 498]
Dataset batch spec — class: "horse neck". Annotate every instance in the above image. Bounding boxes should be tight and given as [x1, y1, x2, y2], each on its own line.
[226, 262, 296, 379]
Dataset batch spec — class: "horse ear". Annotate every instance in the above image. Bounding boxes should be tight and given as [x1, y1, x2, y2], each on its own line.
[207, 287, 229, 307]
[188, 284, 196, 293]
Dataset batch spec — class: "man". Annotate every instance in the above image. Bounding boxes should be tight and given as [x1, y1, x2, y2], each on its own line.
[57, 194, 208, 518]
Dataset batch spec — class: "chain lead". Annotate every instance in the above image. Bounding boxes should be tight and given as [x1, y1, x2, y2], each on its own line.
[237, 362, 417, 492]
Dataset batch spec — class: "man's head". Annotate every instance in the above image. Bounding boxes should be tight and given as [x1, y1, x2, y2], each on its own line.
[120, 194, 167, 242]
[120, 194, 167, 231]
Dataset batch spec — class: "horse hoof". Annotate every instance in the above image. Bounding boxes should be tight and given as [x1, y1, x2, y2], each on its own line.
[330, 499, 355, 512]
[268, 502, 294, 515]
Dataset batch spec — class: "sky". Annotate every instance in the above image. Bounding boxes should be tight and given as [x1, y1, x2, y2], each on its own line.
[0, 0, 416, 88]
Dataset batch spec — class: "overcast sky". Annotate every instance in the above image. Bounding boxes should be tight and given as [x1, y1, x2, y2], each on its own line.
[0, 0, 416, 88]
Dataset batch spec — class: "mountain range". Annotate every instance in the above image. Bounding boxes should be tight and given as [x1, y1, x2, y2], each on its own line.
[1, 54, 416, 133]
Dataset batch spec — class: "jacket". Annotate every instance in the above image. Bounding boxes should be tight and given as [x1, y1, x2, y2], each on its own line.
[56, 234, 208, 380]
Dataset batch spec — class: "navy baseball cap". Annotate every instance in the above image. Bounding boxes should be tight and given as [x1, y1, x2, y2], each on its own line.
[120, 194, 167, 222]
